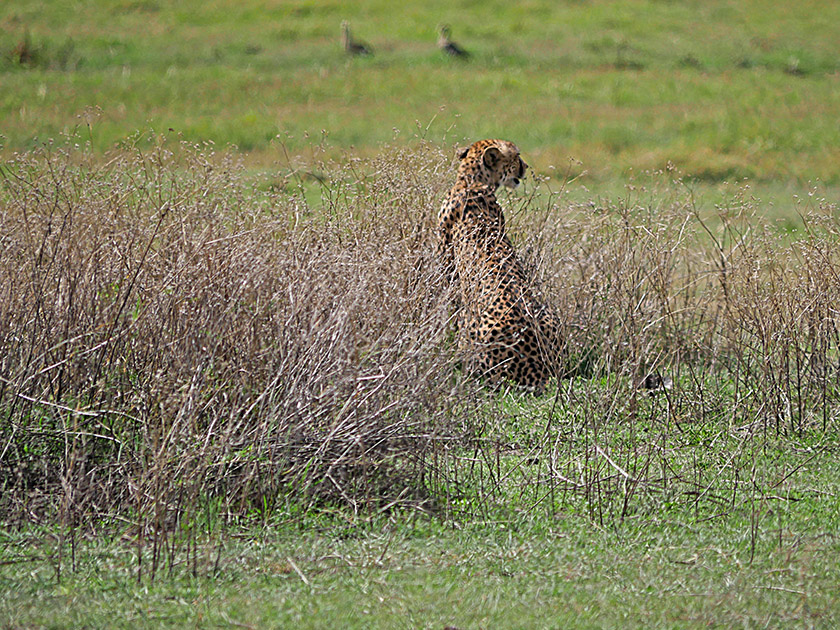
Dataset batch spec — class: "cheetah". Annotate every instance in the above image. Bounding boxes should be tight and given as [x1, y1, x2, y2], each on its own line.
[437, 139, 561, 392]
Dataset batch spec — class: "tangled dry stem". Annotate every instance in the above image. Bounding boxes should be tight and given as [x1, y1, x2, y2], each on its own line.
[1, 139, 839, 560]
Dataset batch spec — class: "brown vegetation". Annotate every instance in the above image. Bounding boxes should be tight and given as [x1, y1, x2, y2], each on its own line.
[1, 139, 838, 576]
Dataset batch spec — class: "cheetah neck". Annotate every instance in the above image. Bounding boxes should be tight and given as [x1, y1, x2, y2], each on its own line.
[455, 164, 502, 191]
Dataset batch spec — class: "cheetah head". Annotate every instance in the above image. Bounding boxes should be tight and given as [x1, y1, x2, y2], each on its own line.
[456, 139, 529, 190]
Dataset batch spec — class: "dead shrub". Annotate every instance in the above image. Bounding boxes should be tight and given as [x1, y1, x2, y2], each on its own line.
[2, 139, 839, 569]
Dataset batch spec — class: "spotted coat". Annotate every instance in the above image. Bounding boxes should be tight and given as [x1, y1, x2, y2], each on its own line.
[437, 139, 561, 391]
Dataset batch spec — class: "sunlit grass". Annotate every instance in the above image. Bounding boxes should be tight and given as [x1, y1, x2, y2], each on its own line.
[2, 0, 840, 210]
[3, 504, 839, 629]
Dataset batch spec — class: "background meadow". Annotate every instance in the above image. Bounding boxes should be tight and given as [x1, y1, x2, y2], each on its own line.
[3, 0, 840, 205]
[2, 1, 840, 628]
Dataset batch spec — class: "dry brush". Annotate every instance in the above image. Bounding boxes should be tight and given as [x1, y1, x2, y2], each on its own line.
[1, 140, 839, 568]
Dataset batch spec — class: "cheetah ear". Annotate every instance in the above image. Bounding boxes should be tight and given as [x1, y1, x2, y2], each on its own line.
[482, 147, 503, 169]
[456, 146, 469, 160]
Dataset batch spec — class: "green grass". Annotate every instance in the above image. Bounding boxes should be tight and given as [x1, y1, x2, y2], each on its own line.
[3, 0, 840, 209]
[3, 485, 839, 629]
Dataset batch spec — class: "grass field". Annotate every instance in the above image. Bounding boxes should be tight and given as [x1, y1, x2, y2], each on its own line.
[4, 509, 840, 629]
[2, 1, 840, 628]
[3, 0, 840, 207]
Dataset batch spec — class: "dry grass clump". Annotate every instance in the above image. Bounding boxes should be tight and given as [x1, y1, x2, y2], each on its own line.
[2, 138, 839, 562]
[496, 180, 840, 524]
[0, 139, 483, 541]
[514, 179, 840, 414]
